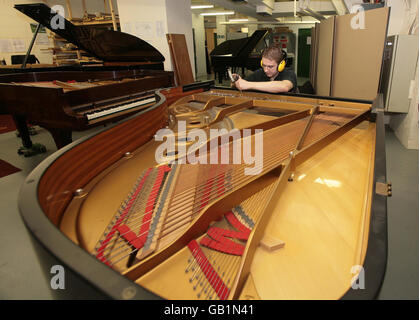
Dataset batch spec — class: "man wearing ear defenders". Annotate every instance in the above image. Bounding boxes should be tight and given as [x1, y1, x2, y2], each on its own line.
[232, 44, 297, 93]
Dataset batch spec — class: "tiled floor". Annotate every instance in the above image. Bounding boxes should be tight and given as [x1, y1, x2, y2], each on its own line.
[0, 102, 418, 300]
[377, 128, 419, 300]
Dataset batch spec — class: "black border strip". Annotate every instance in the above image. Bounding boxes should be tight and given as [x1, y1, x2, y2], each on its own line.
[341, 94, 388, 299]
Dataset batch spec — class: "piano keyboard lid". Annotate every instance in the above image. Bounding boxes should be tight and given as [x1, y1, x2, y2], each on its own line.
[14, 3, 165, 63]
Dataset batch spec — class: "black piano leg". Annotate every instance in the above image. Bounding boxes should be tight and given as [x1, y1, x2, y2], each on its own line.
[13, 115, 47, 157]
[47, 127, 72, 150]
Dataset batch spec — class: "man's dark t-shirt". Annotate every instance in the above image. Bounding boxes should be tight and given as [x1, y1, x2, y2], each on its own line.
[244, 67, 298, 93]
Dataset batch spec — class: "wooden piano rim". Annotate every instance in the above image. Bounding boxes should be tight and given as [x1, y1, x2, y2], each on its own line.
[17, 89, 388, 300]
[18, 91, 171, 300]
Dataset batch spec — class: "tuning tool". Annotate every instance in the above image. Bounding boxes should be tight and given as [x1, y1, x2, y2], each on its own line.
[227, 68, 239, 82]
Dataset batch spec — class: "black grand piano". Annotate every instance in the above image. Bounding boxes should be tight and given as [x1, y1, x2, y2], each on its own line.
[210, 29, 269, 83]
[0, 3, 175, 155]
[1, 3, 166, 72]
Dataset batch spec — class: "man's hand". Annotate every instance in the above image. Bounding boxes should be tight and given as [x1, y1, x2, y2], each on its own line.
[231, 73, 240, 82]
[230, 73, 240, 88]
[234, 76, 250, 91]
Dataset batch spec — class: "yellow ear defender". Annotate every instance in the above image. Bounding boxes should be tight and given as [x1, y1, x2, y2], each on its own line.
[261, 50, 287, 72]
[277, 59, 286, 72]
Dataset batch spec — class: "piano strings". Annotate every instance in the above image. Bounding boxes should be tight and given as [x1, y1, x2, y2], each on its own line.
[93, 150, 285, 269]
[92, 115, 305, 270]
[185, 181, 277, 300]
[83, 91, 370, 300]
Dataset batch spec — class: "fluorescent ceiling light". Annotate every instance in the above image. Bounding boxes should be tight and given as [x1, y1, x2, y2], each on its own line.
[229, 19, 249, 22]
[201, 11, 235, 16]
[220, 20, 318, 25]
[191, 5, 214, 9]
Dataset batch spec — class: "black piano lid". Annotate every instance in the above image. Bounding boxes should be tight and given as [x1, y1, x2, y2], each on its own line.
[210, 29, 268, 57]
[14, 3, 165, 63]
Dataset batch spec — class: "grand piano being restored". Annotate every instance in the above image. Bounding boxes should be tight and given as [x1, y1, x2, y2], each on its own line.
[18, 85, 388, 300]
[0, 3, 175, 153]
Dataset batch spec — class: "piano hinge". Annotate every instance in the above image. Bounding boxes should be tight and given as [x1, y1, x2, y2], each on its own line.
[375, 181, 392, 197]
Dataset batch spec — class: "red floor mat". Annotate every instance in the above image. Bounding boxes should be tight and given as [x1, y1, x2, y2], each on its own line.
[0, 159, 21, 178]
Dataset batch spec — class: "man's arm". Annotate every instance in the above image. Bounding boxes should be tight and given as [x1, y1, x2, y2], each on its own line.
[234, 77, 294, 93]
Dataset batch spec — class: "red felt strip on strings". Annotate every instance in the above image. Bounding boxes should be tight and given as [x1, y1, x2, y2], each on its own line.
[199, 211, 251, 256]
[117, 165, 171, 250]
[187, 240, 230, 300]
[96, 167, 153, 265]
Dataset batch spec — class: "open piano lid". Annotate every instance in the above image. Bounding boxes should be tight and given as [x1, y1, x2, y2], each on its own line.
[14, 3, 165, 63]
[210, 29, 268, 57]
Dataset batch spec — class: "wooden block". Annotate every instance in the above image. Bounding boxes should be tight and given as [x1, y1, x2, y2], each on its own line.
[259, 234, 285, 252]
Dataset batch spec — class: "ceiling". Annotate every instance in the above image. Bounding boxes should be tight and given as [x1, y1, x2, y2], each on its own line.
[191, 0, 359, 23]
